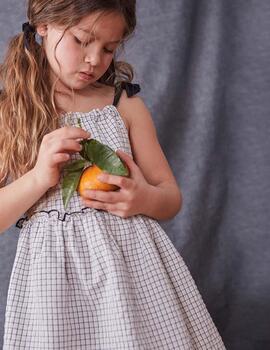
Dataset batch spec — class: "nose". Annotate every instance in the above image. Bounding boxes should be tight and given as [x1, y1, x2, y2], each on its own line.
[84, 47, 101, 67]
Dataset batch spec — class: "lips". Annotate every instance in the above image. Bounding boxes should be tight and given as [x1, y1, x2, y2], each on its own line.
[79, 71, 95, 81]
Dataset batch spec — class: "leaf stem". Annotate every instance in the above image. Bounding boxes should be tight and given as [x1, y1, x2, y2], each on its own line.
[77, 117, 82, 129]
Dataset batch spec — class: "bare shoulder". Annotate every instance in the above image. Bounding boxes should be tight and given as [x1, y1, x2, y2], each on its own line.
[117, 89, 177, 189]
[117, 90, 153, 131]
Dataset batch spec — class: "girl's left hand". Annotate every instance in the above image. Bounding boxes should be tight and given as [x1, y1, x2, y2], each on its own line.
[81, 150, 150, 218]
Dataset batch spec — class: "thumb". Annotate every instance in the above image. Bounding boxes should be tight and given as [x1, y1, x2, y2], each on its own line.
[116, 149, 138, 175]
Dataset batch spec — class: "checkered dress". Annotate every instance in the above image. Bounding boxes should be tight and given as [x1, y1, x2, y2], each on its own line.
[3, 105, 225, 349]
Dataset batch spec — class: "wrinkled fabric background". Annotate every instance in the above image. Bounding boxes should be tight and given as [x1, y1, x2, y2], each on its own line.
[1, 1, 270, 349]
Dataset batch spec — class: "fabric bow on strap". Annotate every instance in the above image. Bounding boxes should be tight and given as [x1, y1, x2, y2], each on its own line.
[121, 82, 141, 97]
[113, 82, 141, 107]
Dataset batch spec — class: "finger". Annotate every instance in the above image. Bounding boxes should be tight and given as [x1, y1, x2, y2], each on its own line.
[49, 126, 91, 141]
[81, 189, 121, 203]
[52, 139, 83, 153]
[82, 198, 130, 218]
[116, 150, 138, 175]
[97, 173, 132, 189]
[51, 153, 70, 165]
[109, 210, 131, 219]
[82, 198, 115, 212]
[62, 126, 91, 140]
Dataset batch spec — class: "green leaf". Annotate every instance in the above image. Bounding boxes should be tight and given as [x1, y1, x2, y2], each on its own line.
[62, 168, 84, 210]
[61, 139, 129, 209]
[80, 139, 129, 176]
[79, 139, 91, 161]
[63, 159, 87, 172]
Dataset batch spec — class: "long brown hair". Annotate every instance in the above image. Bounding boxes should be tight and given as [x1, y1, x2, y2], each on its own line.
[0, 0, 136, 186]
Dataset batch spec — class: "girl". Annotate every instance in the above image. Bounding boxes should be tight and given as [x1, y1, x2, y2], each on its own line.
[0, 0, 225, 349]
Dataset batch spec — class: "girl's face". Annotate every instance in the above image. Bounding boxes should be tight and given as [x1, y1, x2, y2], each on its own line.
[38, 11, 126, 91]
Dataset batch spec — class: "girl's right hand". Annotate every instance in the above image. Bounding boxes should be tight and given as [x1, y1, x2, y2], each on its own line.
[32, 126, 90, 191]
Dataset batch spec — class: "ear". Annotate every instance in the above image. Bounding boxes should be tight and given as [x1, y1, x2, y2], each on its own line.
[36, 24, 48, 37]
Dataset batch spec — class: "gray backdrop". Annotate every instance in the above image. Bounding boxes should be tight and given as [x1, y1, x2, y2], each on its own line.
[1, 1, 270, 349]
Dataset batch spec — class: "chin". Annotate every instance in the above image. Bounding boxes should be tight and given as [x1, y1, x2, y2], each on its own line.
[59, 79, 87, 92]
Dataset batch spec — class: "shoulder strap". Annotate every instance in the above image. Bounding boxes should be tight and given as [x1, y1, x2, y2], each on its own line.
[113, 82, 141, 107]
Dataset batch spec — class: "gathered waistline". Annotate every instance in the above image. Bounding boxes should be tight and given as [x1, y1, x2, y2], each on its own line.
[15, 207, 100, 229]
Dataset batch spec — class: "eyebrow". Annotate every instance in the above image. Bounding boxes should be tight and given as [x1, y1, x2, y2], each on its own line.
[77, 28, 121, 44]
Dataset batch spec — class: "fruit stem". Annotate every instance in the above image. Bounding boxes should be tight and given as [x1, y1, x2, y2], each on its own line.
[77, 117, 82, 129]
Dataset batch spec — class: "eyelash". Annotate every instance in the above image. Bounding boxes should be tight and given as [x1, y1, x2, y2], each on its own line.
[74, 36, 114, 54]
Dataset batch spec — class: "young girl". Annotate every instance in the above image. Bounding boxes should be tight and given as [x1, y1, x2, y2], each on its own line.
[0, 1, 225, 349]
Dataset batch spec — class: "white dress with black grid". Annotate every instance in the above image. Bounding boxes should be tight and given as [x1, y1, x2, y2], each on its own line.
[3, 104, 225, 349]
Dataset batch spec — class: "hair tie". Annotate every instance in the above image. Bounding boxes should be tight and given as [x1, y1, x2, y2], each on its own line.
[22, 22, 36, 50]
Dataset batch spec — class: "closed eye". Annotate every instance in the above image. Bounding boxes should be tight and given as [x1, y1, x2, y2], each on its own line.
[74, 35, 92, 47]
[74, 36, 82, 45]
[104, 48, 114, 54]
[74, 34, 115, 54]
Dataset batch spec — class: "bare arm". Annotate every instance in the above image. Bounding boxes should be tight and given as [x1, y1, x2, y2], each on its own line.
[81, 93, 182, 221]
[0, 170, 48, 233]
[125, 96, 182, 220]
[0, 126, 90, 234]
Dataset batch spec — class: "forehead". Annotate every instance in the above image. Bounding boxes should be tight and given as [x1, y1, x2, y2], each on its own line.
[74, 11, 126, 41]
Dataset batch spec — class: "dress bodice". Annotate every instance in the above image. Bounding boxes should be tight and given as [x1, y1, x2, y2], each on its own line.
[23, 105, 132, 222]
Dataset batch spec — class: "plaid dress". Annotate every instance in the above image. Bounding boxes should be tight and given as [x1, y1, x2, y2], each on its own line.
[3, 106, 225, 349]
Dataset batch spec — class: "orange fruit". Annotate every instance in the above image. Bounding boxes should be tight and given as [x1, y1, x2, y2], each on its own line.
[77, 165, 118, 196]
